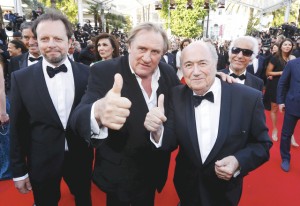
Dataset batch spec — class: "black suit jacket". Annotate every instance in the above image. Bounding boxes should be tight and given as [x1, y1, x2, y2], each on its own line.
[221, 68, 264, 92]
[246, 55, 266, 83]
[162, 81, 272, 205]
[71, 55, 180, 200]
[10, 60, 93, 182]
[160, 52, 177, 72]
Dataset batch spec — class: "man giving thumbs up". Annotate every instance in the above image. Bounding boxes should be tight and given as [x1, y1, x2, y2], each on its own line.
[71, 22, 180, 206]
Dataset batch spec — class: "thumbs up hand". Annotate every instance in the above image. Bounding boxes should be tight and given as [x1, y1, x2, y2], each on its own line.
[94, 73, 132, 130]
[144, 94, 167, 133]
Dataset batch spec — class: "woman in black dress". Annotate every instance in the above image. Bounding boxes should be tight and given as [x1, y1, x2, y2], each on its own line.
[265, 38, 298, 146]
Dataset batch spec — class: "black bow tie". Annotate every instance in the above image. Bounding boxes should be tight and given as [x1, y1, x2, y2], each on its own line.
[46, 64, 68, 78]
[230, 73, 246, 80]
[28, 56, 42, 62]
[193, 91, 214, 107]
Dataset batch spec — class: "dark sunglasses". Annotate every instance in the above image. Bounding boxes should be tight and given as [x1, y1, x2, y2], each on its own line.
[231, 47, 253, 57]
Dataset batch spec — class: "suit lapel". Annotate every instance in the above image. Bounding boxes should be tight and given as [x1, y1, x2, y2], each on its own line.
[19, 53, 28, 69]
[33, 61, 64, 128]
[185, 88, 202, 162]
[204, 82, 231, 166]
[245, 73, 254, 88]
[69, 61, 82, 112]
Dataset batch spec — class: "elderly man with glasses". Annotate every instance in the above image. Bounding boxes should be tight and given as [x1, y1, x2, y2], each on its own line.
[220, 36, 264, 92]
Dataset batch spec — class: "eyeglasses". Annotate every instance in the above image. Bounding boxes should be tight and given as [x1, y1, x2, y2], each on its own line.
[231, 47, 253, 57]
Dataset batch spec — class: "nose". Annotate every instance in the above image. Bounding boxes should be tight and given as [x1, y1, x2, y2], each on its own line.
[192, 64, 202, 75]
[236, 50, 244, 57]
[47, 39, 57, 47]
[142, 51, 151, 63]
[28, 37, 36, 45]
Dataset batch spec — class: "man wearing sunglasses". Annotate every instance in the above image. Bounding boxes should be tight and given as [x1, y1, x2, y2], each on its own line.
[221, 36, 264, 92]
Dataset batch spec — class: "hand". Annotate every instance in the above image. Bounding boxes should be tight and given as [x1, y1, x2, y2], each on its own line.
[14, 177, 32, 194]
[215, 155, 239, 181]
[144, 94, 166, 142]
[94, 73, 132, 130]
[216, 72, 237, 83]
[279, 104, 285, 113]
[0, 114, 9, 124]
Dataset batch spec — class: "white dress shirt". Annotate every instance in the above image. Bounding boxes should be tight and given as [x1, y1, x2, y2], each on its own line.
[42, 58, 75, 139]
[152, 77, 221, 164]
[195, 78, 221, 163]
[252, 57, 259, 74]
[90, 65, 160, 139]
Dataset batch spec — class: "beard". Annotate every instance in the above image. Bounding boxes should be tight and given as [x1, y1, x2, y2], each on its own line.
[45, 53, 66, 65]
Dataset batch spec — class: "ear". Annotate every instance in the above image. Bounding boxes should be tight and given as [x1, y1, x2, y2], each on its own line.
[127, 44, 131, 53]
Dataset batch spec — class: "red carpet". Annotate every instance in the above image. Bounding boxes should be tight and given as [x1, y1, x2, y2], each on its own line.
[1, 111, 300, 206]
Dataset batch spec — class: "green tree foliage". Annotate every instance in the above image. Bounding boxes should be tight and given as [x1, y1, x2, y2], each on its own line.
[38, 0, 78, 24]
[123, 16, 132, 33]
[245, 8, 260, 36]
[106, 13, 127, 31]
[87, 2, 101, 28]
[271, 3, 298, 27]
[158, 0, 208, 38]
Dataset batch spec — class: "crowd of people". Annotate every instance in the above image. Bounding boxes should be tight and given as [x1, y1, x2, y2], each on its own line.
[0, 7, 299, 206]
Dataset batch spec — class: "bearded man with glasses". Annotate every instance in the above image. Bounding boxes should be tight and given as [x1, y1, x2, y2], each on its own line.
[220, 36, 264, 92]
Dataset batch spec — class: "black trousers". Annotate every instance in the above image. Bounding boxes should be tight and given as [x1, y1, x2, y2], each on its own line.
[106, 186, 156, 206]
[31, 151, 93, 206]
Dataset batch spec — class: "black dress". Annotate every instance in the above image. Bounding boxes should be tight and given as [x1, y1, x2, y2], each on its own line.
[265, 56, 286, 103]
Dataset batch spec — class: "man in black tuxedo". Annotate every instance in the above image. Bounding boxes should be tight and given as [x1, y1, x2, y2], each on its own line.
[246, 37, 266, 83]
[145, 41, 272, 206]
[71, 22, 180, 206]
[221, 36, 264, 92]
[10, 11, 93, 206]
[160, 51, 176, 72]
[7, 22, 42, 95]
[8, 22, 42, 73]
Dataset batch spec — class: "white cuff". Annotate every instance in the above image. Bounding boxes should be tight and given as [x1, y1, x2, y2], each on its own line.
[90, 103, 108, 139]
[150, 126, 164, 148]
[13, 173, 29, 181]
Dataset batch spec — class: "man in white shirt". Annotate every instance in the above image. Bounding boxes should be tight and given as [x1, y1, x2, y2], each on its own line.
[10, 10, 93, 206]
[71, 22, 180, 206]
[144, 41, 272, 206]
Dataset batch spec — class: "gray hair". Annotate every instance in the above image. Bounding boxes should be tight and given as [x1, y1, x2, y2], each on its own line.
[228, 36, 259, 60]
[20, 22, 33, 32]
[127, 22, 168, 54]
